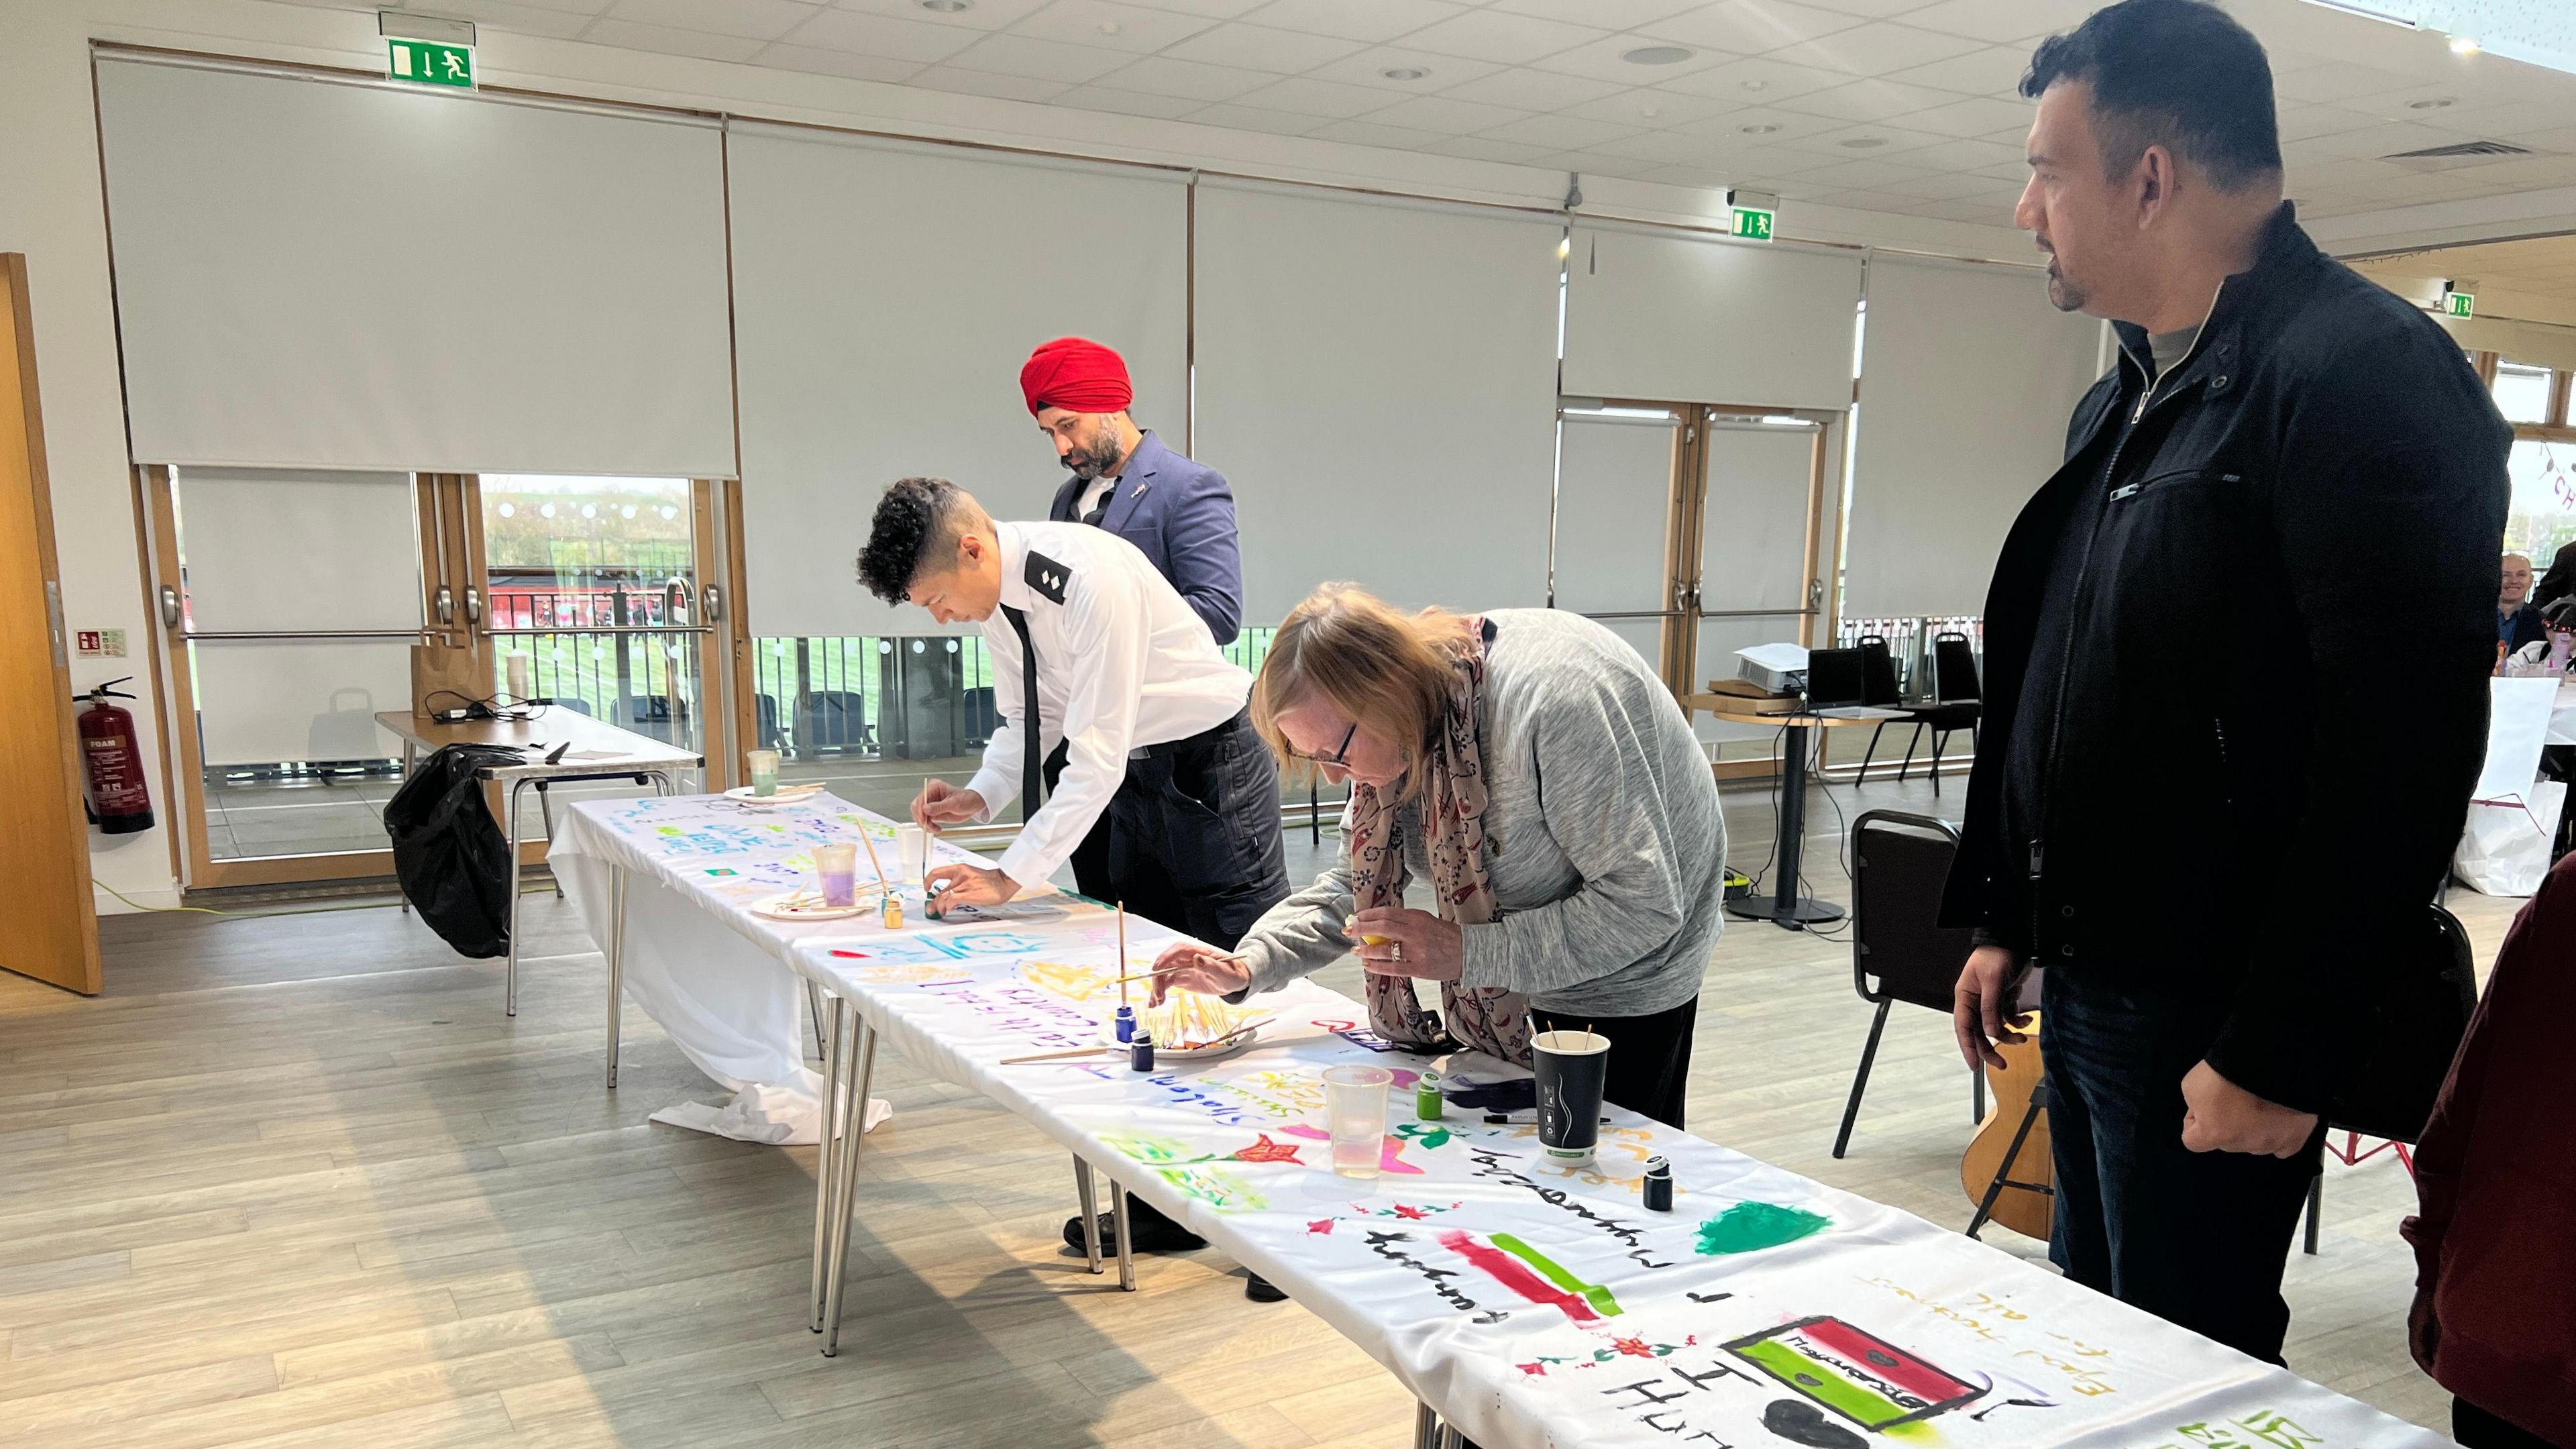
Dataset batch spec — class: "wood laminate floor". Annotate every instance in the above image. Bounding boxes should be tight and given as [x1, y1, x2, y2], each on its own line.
[0, 771, 2522, 1447]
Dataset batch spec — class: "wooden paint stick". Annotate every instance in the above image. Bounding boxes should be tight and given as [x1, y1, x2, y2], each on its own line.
[999, 1045, 1120, 1065]
[1118, 901, 1129, 1008]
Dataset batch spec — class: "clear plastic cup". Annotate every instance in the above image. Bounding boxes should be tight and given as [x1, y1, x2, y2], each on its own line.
[896, 824, 928, 884]
[746, 749, 781, 797]
[814, 843, 858, 907]
[1324, 1064, 1393, 1179]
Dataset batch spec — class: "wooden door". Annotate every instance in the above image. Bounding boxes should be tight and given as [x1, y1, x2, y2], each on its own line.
[0, 255, 105, 994]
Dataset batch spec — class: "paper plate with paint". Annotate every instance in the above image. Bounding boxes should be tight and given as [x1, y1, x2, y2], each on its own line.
[1107, 992, 1265, 1060]
[749, 892, 870, 921]
[722, 783, 826, 807]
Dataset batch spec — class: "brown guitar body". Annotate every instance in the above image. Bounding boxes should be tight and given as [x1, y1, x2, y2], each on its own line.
[1959, 1014, 2055, 1241]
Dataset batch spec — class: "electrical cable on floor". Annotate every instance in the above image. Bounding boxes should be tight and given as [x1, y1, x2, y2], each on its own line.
[94, 877, 557, 920]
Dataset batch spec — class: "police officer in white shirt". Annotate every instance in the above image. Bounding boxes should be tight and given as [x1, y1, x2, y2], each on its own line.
[854, 476, 1291, 953]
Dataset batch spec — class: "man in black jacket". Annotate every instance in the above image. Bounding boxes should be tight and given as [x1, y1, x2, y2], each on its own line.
[1946, 0, 2508, 1363]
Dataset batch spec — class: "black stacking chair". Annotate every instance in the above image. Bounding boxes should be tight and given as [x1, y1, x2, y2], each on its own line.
[796, 690, 871, 758]
[1859, 633, 1982, 796]
[1834, 810, 1983, 1158]
[2301, 903, 2479, 1254]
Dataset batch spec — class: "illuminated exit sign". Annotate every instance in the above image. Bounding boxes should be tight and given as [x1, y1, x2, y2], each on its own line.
[388, 37, 474, 88]
[2443, 289, 2475, 318]
[1731, 206, 1776, 241]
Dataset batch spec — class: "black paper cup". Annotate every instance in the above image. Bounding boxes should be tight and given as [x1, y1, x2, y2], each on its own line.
[1533, 1029, 1610, 1165]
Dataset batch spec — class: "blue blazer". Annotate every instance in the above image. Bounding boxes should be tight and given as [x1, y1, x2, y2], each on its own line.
[1049, 430, 1244, 646]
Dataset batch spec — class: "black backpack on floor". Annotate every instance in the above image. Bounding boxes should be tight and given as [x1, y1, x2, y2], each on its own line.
[385, 744, 523, 959]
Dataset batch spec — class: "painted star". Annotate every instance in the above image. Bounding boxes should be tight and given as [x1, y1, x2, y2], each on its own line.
[1307, 1220, 1335, 1235]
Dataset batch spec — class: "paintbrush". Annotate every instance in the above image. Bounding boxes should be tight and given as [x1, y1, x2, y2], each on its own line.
[853, 826, 890, 892]
[998, 1044, 1122, 1065]
[1186, 1015, 1272, 1051]
[1106, 953, 1250, 986]
[1118, 901, 1128, 1008]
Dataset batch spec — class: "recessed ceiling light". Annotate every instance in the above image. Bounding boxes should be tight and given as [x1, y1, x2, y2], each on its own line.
[1621, 45, 1695, 66]
[2449, 34, 2480, 54]
[1741, 79, 1768, 92]
[919, 0, 971, 11]
[1839, 136, 1887, 148]
[1381, 66, 1429, 80]
[1740, 122, 1780, 135]
[1640, 105, 1662, 119]
[2407, 95, 2456, 108]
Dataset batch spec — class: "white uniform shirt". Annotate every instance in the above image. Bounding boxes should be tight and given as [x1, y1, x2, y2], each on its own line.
[966, 520, 1251, 888]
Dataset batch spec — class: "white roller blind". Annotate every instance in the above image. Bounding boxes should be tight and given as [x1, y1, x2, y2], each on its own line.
[729, 127, 1188, 638]
[176, 468, 420, 633]
[1701, 422, 1819, 613]
[94, 58, 735, 478]
[1553, 414, 1679, 669]
[1195, 182, 1562, 625]
[1841, 258, 2103, 617]
[1564, 225, 1862, 410]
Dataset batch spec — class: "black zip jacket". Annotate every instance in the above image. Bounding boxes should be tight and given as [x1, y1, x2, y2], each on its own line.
[1938, 203, 2510, 1114]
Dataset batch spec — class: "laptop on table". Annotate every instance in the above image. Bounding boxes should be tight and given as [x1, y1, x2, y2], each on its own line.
[1803, 648, 1910, 720]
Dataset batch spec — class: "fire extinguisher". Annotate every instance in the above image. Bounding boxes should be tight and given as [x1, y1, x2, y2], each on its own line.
[77, 677, 156, 835]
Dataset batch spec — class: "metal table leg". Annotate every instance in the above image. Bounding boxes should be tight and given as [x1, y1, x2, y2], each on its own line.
[604, 865, 627, 1089]
[804, 980, 828, 1061]
[1413, 1401, 1440, 1449]
[1073, 1155, 1103, 1275]
[810, 996, 850, 1332]
[505, 778, 530, 1017]
[821, 1014, 879, 1356]
[1437, 1425, 1466, 1448]
[537, 782, 563, 898]
[1109, 1178, 1136, 1293]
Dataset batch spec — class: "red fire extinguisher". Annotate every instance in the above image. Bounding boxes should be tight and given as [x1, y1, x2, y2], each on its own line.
[77, 677, 156, 835]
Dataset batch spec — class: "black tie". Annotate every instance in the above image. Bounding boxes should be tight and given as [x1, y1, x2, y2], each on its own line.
[1081, 480, 1118, 528]
[1000, 603, 1043, 822]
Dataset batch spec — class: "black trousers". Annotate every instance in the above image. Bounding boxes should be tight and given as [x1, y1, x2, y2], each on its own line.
[1532, 998, 1699, 1130]
[2041, 969, 2324, 1364]
[1043, 712, 1289, 950]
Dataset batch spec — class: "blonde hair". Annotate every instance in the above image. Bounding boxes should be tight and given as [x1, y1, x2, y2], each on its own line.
[1252, 584, 1476, 800]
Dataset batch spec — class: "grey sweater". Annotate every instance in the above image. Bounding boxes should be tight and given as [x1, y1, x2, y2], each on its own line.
[1236, 609, 1726, 1018]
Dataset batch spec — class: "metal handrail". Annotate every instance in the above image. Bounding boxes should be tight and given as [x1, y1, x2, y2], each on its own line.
[184, 629, 428, 641]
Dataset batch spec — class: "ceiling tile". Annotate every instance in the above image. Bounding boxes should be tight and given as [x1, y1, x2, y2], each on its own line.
[1765, 21, 1982, 76]
[1091, 53, 1276, 100]
[1005, 0, 1218, 54]
[1051, 84, 1208, 116]
[1116, 0, 1266, 12]
[1364, 93, 1538, 135]
[906, 63, 1072, 99]
[1777, 121, 1949, 157]
[600, 0, 818, 41]
[1916, 195, 2017, 223]
[1159, 22, 1366, 72]
[1774, 78, 1956, 123]
[1669, 105, 1839, 143]
[1559, 88, 1746, 128]
[1229, 74, 1406, 117]
[1436, 66, 1627, 112]
[1812, 187, 1932, 213]
[1542, 151, 1666, 179]
[1896, 134, 2024, 171]
[783, 7, 981, 60]
[1476, 113, 1643, 150]
[756, 40, 925, 78]
[1582, 127, 1741, 164]
[828, 0, 1055, 28]
[1488, 0, 1701, 29]
[1881, 43, 2030, 99]
[1182, 101, 1329, 135]
[1305, 117, 1453, 149]
[1640, 0, 1864, 56]
[2273, 60, 2422, 107]
[1652, 54, 1856, 103]
[942, 30, 1132, 80]
[1301, 46, 1506, 92]
[1898, 0, 2088, 44]
[1870, 168, 1998, 199]
[1398, 9, 1608, 66]
[580, 17, 770, 59]
[1235, 0, 1464, 44]
[423, 0, 598, 40]
[462, 0, 618, 15]
[1425, 136, 1558, 164]
[1896, 93, 2029, 138]
[1525, 34, 1741, 86]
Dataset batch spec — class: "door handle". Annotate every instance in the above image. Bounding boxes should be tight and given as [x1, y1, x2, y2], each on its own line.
[665, 576, 696, 625]
[434, 585, 454, 625]
[159, 584, 181, 629]
[702, 584, 722, 622]
[464, 584, 483, 624]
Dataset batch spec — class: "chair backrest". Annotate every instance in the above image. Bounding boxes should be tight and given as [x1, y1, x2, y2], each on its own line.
[800, 690, 867, 749]
[1933, 633, 1982, 704]
[755, 693, 782, 751]
[1855, 636, 1902, 707]
[1851, 810, 1978, 1012]
[2435, 903, 2476, 1018]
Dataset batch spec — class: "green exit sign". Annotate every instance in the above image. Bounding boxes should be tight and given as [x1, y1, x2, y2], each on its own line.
[388, 38, 474, 89]
[1732, 205, 1776, 242]
[2443, 289, 2475, 318]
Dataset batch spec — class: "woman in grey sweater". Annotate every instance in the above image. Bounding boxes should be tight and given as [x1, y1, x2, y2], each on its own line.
[1151, 585, 1725, 1128]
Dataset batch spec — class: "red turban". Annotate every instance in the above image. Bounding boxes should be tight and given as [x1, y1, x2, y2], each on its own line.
[1020, 336, 1133, 415]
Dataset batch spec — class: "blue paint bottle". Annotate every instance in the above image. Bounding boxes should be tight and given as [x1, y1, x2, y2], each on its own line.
[1130, 1034, 1155, 1073]
[1113, 1004, 1137, 1043]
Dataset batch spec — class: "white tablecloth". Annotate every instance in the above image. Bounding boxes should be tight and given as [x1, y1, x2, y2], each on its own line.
[2548, 678, 2576, 747]
[549, 792, 1020, 1142]
[794, 914, 2443, 1449]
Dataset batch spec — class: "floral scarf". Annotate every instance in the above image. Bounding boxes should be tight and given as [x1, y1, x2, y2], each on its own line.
[1348, 619, 1532, 1067]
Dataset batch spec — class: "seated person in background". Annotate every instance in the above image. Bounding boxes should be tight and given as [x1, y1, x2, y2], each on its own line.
[1150, 586, 1725, 1129]
[2534, 541, 2574, 616]
[2500, 553, 2546, 655]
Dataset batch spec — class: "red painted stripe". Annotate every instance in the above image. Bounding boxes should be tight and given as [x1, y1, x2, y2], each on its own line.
[1794, 1319, 1972, 1403]
[1436, 1230, 1600, 1323]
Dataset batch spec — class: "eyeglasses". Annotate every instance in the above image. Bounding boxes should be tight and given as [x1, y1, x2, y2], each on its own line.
[1286, 721, 1357, 767]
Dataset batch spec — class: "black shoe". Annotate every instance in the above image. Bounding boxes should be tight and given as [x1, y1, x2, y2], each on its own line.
[1061, 1210, 1207, 1254]
[1244, 1273, 1287, 1303]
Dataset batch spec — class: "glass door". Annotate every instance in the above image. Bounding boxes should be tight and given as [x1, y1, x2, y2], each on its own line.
[1553, 405, 1688, 687]
[1691, 413, 1830, 764]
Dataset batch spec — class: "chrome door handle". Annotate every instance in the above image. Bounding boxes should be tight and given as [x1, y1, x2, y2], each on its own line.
[702, 584, 722, 622]
[464, 584, 483, 624]
[665, 576, 696, 625]
[434, 585, 455, 625]
[159, 584, 181, 629]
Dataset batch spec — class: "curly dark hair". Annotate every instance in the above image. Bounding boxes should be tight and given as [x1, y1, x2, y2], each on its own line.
[855, 477, 965, 604]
